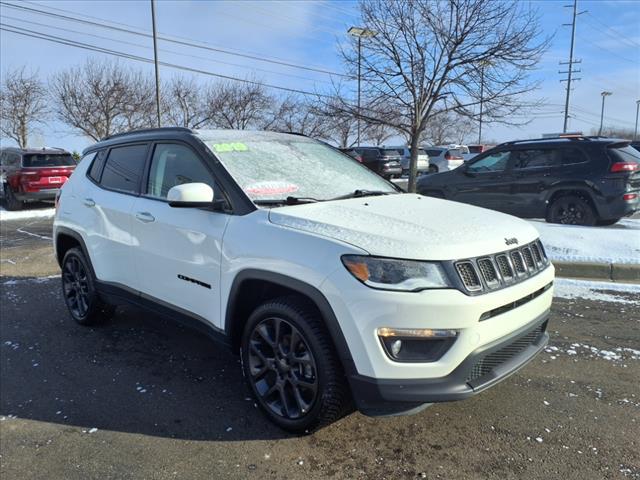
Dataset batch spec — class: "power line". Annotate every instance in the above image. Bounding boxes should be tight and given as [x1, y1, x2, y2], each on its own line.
[1, 1, 348, 78]
[575, 32, 638, 65]
[0, 13, 334, 84]
[583, 12, 640, 49]
[0, 24, 332, 98]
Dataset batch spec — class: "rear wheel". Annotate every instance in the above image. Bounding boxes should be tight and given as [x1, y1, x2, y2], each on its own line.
[61, 247, 114, 325]
[546, 195, 596, 226]
[428, 164, 439, 174]
[241, 296, 352, 433]
[3, 184, 24, 211]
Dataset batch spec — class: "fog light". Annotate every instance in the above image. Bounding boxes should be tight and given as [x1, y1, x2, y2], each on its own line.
[390, 339, 402, 356]
[377, 327, 458, 363]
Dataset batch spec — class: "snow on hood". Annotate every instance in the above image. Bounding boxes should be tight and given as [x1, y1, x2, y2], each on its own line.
[268, 194, 540, 260]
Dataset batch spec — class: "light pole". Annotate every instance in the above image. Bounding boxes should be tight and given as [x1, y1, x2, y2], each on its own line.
[634, 100, 640, 140]
[477, 60, 492, 145]
[598, 91, 612, 136]
[151, 0, 161, 128]
[348, 26, 377, 146]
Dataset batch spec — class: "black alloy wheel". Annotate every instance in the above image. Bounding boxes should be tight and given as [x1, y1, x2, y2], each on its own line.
[547, 195, 596, 226]
[61, 247, 114, 325]
[62, 255, 90, 319]
[247, 317, 318, 420]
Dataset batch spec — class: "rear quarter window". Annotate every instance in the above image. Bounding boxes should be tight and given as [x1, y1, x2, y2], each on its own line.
[608, 145, 640, 164]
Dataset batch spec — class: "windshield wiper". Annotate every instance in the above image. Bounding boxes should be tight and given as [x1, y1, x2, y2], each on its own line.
[253, 196, 321, 206]
[330, 189, 396, 201]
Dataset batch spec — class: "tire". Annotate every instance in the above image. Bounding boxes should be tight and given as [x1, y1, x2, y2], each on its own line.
[546, 194, 596, 226]
[428, 164, 439, 174]
[241, 295, 352, 433]
[61, 247, 115, 325]
[596, 218, 621, 226]
[3, 184, 24, 211]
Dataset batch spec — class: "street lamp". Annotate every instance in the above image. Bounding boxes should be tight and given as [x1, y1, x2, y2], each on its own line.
[348, 26, 377, 146]
[598, 91, 612, 136]
[634, 99, 640, 141]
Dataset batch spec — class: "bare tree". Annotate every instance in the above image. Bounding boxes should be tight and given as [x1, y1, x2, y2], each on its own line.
[50, 60, 156, 141]
[162, 76, 209, 128]
[0, 67, 49, 148]
[265, 94, 333, 139]
[421, 111, 476, 145]
[204, 80, 273, 130]
[338, 0, 549, 191]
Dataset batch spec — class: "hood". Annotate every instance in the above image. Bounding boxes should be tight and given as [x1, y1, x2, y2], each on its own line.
[268, 194, 539, 261]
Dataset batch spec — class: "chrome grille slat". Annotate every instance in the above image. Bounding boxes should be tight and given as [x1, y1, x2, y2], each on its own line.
[453, 240, 549, 294]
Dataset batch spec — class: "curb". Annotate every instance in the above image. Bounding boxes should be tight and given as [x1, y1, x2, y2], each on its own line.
[553, 261, 640, 283]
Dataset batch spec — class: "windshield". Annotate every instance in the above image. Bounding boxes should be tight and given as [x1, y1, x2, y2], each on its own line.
[23, 153, 74, 167]
[204, 135, 396, 203]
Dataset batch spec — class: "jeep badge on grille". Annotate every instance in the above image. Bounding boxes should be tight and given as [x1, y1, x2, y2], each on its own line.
[504, 237, 518, 246]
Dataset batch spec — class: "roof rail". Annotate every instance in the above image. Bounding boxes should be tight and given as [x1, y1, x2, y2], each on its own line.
[101, 127, 193, 141]
[499, 136, 591, 146]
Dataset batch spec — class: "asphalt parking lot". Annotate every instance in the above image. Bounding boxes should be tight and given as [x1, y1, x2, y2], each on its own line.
[1, 214, 639, 479]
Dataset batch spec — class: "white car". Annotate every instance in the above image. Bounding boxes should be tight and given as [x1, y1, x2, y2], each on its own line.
[425, 147, 466, 172]
[53, 128, 554, 433]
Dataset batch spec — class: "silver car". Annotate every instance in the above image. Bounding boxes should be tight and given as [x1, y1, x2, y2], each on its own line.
[384, 146, 430, 176]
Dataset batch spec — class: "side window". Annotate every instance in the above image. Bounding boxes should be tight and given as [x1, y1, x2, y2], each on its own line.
[512, 149, 558, 170]
[84, 152, 101, 181]
[100, 144, 148, 193]
[146, 143, 216, 199]
[558, 147, 588, 165]
[467, 151, 510, 173]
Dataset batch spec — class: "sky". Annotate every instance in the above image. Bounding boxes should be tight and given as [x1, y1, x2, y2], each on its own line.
[1, 0, 639, 152]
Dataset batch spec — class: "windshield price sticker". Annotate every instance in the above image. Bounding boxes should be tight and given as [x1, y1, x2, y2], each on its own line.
[211, 142, 248, 153]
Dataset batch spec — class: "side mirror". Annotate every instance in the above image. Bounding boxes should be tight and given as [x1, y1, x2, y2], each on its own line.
[168, 182, 214, 208]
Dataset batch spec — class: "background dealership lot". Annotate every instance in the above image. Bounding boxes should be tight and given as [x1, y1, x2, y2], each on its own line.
[1, 207, 639, 479]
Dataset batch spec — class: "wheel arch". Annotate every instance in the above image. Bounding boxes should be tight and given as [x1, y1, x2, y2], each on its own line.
[55, 227, 94, 274]
[545, 186, 601, 217]
[225, 269, 356, 376]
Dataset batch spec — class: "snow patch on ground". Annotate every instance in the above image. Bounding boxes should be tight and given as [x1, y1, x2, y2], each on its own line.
[553, 278, 640, 304]
[2, 275, 60, 286]
[528, 219, 640, 264]
[0, 206, 55, 221]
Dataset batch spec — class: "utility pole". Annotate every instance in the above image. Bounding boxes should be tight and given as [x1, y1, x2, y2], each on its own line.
[635, 100, 640, 140]
[151, 0, 161, 128]
[598, 91, 612, 136]
[560, 0, 585, 133]
[348, 27, 377, 146]
[477, 60, 492, 145]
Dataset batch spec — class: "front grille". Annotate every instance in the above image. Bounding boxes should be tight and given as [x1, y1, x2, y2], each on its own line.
[467, 322, 546, 383]
[455, 262, 481, 291]
[477, 258, 498, 285]
[511, 251, 526, 273]
[495, 254, 513, 279]
[452, 240, 550, 294]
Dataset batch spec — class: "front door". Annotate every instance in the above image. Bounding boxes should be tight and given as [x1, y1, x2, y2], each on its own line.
[452, 150, 514, 213]
[130, 142, 230, 328]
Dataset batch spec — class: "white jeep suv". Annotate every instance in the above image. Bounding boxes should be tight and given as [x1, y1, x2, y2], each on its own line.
[53, 128, 554, 433]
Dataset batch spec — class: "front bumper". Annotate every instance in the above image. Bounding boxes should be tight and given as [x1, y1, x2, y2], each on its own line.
[349, 311, 549, 416]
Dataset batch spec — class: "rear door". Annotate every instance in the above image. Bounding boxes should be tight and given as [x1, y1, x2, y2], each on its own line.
[130, 142, 231, 328]
[510, 147, 561, 217]
[75, 143, 149, 286]
[451, 150, 514, 212]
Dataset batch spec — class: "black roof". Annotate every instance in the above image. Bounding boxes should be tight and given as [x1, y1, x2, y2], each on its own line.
[497, 136, 630, 148]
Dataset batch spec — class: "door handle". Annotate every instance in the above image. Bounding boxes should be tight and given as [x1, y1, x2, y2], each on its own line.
[83, 198, 95, 207]
[135, 211, 155, 223]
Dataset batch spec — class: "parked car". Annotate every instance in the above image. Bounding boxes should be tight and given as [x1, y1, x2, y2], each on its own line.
[0, 146, 76, 210]
[54, 127, 553, 433]
[417, 136, 640, 226]
[383, 146, 430, 176]
[341, 146, 402, 179]
[630, 141, 640, 152]
[425, 147, 465, 173]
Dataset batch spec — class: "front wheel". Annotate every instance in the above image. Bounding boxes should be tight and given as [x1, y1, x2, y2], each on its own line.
[241, 296, 352, 433]
[546, 195, 596, 226]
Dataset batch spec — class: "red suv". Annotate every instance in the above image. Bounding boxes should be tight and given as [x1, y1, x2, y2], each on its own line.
[0, 147, 76, 210]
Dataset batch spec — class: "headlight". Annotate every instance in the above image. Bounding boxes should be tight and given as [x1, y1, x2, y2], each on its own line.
[341, 255, 451, 291]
